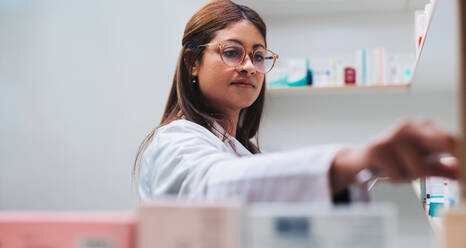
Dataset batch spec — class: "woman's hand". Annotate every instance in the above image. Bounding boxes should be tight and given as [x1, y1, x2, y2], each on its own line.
[330, 120, 461, 194]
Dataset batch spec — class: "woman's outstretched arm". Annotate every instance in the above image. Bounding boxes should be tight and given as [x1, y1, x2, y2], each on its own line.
[330, 120, 460, 194]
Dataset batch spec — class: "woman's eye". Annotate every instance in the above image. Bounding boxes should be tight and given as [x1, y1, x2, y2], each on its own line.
[254, 54, 264, 62]
[223, 49, 240, 58]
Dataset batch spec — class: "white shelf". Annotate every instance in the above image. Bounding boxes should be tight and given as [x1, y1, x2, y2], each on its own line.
[235, 0, 429, 17]
[266, 83, 411, 95]
[410, 0, 459, 93]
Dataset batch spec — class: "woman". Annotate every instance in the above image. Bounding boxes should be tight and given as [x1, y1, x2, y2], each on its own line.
[134, 0, 460, 203]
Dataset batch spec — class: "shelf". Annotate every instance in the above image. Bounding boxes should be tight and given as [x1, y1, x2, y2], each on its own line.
[410, 0, 438, 87]
[235, 0, 429, 17]
[410, 0, 459, 92]
[260, 2, 436, 94]
[266, 83, 411, 95]
[268, 83, 410, 91]
[264, 0, 456, 94]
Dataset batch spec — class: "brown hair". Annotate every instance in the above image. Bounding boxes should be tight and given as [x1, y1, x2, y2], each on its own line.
[133, 0, 267, 178]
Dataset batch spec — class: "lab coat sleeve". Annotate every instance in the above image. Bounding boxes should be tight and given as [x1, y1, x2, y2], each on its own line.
[204, 148, 339, 203]
[139, 121, 342, 203]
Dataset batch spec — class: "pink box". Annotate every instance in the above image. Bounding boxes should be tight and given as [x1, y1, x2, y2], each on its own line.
[0, 211, 136, 248]
[138, 201, 243, 248]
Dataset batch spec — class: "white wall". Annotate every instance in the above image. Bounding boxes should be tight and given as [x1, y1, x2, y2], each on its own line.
[264, 11, 416, 60]
[0, 0, 208, 210]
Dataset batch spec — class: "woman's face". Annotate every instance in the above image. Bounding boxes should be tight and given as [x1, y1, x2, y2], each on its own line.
[192, 20, 265, 116]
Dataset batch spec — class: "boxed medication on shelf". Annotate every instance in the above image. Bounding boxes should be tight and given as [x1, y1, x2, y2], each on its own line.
[419, 176, 460, 217]
[286, 58, 309, 87]
[415, 10, 427, 56]
[266, 66, 288, 88]
[355, 48, 413, 86]
[246, 203, 397, 248]
[308, 57, 331, 87]
[0, 212, 136, 248]
[414, 0, 437, 56]
[427, 177, 447, 216]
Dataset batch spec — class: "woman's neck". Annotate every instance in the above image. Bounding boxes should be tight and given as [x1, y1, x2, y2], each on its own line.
[218, 110, 240, 138]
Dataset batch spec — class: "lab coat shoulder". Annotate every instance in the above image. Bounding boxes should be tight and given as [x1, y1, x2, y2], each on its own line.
[139, 119, 341, 203]
[139, 119, 236, 199]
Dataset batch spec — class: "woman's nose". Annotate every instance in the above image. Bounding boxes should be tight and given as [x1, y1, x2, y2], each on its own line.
[236, 54, 256, 76]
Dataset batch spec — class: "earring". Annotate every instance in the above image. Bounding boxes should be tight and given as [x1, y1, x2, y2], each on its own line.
[192, 77, 197, 84]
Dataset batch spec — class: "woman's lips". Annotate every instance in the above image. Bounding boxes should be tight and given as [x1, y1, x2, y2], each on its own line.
[231, 82, 255, 88]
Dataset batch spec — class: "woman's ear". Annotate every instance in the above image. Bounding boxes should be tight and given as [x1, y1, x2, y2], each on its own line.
[191, 61, 199, 77]
[184, 48, 199, 77]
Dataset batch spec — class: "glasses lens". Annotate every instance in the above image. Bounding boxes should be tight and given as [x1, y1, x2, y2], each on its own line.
[253, 49, 275, 73]
[221, 43, 245, 67]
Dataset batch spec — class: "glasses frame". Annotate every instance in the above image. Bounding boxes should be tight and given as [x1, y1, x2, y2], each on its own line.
[198, 40, 279, 74]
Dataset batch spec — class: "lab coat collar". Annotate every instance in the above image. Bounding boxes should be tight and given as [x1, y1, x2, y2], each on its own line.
[179, 116, 253, 157]
[211, 121, 253, 157]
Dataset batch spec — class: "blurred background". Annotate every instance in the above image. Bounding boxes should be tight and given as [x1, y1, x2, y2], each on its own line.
[0, 0, 205, 210]
[0, 1, 459, 246]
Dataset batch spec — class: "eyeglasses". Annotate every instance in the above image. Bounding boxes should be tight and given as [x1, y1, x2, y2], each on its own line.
[198, 40, 279, 74]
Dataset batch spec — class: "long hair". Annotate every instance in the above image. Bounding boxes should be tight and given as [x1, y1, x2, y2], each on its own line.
[133, 0, 267, 179]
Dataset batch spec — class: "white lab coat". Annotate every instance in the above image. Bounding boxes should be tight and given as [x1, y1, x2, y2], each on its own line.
[139, 119, 369, 203]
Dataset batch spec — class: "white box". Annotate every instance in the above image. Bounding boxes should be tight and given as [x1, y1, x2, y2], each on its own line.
[247, 203, 396, 248]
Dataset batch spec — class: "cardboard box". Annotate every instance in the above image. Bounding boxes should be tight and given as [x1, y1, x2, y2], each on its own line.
[442, 206, 466, 248]
[247, 203, 396, 248]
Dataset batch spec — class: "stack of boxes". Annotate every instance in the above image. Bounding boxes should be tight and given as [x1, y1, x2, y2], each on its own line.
[0, 201, 396, 248]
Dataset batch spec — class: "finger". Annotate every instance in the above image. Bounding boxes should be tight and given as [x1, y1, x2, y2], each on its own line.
[425, 156, 460, 179]
[370, 143, 408, 179]
[410, 120, 458, 155]
[394, 142, 426, 179]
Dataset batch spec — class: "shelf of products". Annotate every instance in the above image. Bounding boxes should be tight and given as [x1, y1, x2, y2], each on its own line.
[263, 0, 436, 93]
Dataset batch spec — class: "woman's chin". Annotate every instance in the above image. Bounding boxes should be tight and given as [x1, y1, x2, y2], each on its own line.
[234, 101, 257, 110]
[228, 93, 260, 107]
